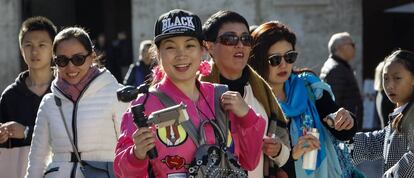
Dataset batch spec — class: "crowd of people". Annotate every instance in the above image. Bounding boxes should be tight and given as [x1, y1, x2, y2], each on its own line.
[0, 8, 414, 178]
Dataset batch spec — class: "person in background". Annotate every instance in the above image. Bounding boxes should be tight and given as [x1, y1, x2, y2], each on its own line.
[249, 25, 258, 34]
[248, 21, 358, 178]
[123, 40, 154, 86]
[25, 27, 128, 178]
[352, 49, 414, 177]
[97, 33, 123, 84]
[200, 10, 290, 178]
[112, 31, 133, 82]
[95, 33, 108, 57]
[320, 32, 363, 131]
[114, 9, 265, 178]
[0, 16, 56, 178]
[374, 61, 394, 129]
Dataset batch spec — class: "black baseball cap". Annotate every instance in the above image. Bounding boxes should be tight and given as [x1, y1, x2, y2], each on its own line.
[154, 9, 203, 46]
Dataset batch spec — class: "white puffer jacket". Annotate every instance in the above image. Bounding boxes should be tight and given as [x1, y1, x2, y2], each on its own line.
[25, 70, 129, 178]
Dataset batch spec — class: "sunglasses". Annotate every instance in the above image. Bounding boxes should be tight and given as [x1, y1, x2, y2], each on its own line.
[54, 53, 90, 67]
[268, 51, 298, 66]
[217, 33, 252, 47]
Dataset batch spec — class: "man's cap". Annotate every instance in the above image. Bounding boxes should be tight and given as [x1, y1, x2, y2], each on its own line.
[154, 9, 203, 45]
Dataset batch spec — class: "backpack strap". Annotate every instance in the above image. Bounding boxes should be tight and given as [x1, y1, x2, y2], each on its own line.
[150, 90, 201, 147]
[212, 84, 229, 145]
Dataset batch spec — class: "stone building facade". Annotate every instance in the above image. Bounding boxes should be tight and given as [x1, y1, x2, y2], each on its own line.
[0, 0, 362, 91]
[131, 0, 363, 84]
[0, 0, 21, 91]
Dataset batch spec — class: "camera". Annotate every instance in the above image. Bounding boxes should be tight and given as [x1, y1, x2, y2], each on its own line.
[130, 102, 189, 159]
[148, 102, 188, 128]
[131, 104, 158, 159]
[117, 84, 149, 102]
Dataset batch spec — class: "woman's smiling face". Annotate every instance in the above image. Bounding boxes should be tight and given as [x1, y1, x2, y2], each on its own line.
[55, 38, 93, 85]
[158, 36, 203, 85]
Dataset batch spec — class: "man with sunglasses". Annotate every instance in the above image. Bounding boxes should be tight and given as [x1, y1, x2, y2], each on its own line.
[320, 32, 363, 131]
[200, 10, 291, 178]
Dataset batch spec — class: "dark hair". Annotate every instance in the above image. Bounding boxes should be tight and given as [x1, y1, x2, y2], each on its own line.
[248, 21, 297, 81]
[385, 49, 414, 76]
[202, 10, 249, 42]
[384, 49, 414, 132]
[19, 16, 57, 47]
[53, 27, 104, 67]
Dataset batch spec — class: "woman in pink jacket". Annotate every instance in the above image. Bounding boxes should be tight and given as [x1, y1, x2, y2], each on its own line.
[114, 9, 266, 178]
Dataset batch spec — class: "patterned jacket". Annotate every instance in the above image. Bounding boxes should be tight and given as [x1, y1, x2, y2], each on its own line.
[352, 116, 414, 177]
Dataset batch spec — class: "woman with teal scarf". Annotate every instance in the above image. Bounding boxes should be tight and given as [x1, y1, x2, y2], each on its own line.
[248, 21, 359, 178]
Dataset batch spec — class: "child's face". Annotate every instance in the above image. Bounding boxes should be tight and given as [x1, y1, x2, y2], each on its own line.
[158, 36, 203, 85]
[20, 30, 53, 70]
[383, 60, 414, 107]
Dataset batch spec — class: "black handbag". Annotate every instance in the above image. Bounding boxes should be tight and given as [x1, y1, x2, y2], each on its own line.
[54, 96, 115, 178]
[187, 119, 247, 178]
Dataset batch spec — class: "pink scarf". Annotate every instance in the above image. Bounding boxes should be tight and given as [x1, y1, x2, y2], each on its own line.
[56, 66, 101, 101]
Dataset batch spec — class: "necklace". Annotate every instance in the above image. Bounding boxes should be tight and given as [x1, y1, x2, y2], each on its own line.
[191, 84, 217, 124]
[26, 70, 53, 88]
[26, 76, 52, 96]
[27, 79, 50, 88]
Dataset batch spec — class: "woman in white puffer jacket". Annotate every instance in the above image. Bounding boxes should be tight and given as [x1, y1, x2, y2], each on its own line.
[25, 27, 128, 178]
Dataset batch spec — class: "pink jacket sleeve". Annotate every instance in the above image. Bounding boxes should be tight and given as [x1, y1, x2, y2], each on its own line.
[114, 111, 149, 178]
[230, 107, 266, 171]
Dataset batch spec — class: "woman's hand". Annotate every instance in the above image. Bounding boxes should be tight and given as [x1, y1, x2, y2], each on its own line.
[323, 108, 354, 131]
[292, 134, 320, 160]
[132, 127, 155, 160]
[220, 91, 249, 118]
[263, 135, 282, 158]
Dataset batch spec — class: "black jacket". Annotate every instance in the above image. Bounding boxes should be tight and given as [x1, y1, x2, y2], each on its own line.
[0, 71, 52, 148]
[123, 61, 151, 87]
[320, 55, 363, 131]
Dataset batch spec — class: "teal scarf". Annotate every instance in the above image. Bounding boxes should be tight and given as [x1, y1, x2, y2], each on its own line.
[279, 73, 342, 178]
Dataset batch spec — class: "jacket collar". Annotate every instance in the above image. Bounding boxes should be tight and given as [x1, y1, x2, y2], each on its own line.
[156, 77, 207, 102]
[51, 68, 116, 101]
[14, 70, 53, 97]
[330, 54, 351, 69]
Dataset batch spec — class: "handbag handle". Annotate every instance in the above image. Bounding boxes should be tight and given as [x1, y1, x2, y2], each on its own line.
[54, 96, 84, 166]
[199, 119, 226, 147]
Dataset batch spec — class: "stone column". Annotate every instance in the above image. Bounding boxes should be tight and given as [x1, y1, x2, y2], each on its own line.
[0, 0, 21, 92]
